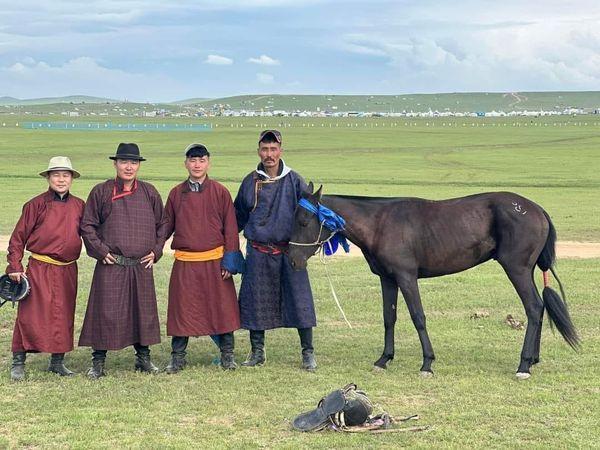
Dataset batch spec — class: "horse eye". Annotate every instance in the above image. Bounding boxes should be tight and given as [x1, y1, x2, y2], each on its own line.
[299, 219, 309, 227]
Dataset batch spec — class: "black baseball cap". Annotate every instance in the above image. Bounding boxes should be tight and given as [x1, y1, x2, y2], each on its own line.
[184, 143, 210, 158]
[258, 129, 282, 144]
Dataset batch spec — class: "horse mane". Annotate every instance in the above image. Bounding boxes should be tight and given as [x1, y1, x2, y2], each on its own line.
[324, 194, 420, 203]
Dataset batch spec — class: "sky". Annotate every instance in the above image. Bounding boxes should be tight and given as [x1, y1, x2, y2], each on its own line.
[0, 0, 599, 102]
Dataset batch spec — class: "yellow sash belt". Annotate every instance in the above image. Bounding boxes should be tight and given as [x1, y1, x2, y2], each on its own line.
[174, 246, 224, 262]
[30, 253, 76, 266]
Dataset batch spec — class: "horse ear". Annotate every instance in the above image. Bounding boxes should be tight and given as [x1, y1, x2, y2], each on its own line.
[307, 181, 314, 194]
[314, 184, 323, 201]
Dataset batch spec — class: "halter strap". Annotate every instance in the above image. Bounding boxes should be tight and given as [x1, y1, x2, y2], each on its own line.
[289, 199, 350, 254]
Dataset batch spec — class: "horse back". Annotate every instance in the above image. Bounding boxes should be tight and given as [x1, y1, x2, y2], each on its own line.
[371, 192, 548, 278]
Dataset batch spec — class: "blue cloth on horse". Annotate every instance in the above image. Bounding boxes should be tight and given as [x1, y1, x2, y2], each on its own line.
[298, 198, 350, 255]
[234, 162, 316, 330]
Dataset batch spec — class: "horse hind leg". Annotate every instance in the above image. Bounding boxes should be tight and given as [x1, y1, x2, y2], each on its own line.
[502, 265, 544, 379]
[374, 276, 398, 370]
[533, 314, 543, 365]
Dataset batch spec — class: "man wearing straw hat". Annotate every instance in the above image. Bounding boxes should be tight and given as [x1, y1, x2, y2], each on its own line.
[6, 156, 85, 381]
[79, 143, 168, 379]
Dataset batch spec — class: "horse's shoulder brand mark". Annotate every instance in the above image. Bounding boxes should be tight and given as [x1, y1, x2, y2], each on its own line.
[511, 202, 527, 215]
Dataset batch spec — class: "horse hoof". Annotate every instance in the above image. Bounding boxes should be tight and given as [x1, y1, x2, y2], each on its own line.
[419, 371, 433, 378]
[516, 372, 531, 380]
[373, 365, 386, 372]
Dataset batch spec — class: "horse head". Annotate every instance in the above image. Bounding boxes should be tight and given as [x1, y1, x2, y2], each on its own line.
[288, 181, 324, 270]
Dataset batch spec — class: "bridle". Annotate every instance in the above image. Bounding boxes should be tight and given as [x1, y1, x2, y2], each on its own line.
[289, 219, 337, 254]
[288, 197, 353, 328]
[288, 198, 349, 256]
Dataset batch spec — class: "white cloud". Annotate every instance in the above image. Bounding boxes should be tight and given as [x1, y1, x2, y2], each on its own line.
[248, 54, 280, 65]
[204, 54, 233, 65]
[2, 1, 600, 98]
[0, 56, 182, 101]
[256, 72, 274, 84]
[336, 16, 600, 92]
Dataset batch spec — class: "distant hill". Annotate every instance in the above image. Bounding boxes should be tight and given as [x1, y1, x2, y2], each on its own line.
[2, 92, 600, 113]
[171, 97, 211, 105]
[0, 96, 21, 105]
[190, 92, 600, 113]
[0, 95, 118, 105]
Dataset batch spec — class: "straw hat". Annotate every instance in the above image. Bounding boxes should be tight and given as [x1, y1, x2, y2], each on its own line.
[39, 156, 81, 178]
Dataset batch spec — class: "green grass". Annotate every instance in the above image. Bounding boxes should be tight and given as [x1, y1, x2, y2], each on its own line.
[0, 115, 599, 448]
[188, 91, 600, 113]
[1, 115, 599, 239]
[0, 256, 598, 448]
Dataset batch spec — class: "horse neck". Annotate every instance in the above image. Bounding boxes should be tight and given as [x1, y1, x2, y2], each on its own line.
[320, 195, 376, 249]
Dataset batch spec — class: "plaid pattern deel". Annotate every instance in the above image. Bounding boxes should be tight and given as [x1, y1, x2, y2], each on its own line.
[79, 180, 166, 350]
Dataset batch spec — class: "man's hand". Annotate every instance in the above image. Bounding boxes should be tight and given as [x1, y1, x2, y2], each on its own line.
[103, 253, 117, 265]
[141, 251, 156, 269]
[221, 269, 232, 280]
[8, 272, 24, 283]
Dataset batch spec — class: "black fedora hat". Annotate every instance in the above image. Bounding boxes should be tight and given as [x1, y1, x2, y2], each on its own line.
[109, 143, 146, 161]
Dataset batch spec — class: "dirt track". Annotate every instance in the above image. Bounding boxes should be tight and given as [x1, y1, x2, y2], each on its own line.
[1, 236, 599, 259]
[330, 240, 600, 259]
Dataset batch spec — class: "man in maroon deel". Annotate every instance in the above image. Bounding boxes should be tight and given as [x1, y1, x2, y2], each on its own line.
[163, 143, 243, 373]
[7, 156, 85, 381]
[79, 143, 167, 379]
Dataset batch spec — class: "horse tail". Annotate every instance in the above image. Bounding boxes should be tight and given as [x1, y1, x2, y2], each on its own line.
[536, 210, 580, 350]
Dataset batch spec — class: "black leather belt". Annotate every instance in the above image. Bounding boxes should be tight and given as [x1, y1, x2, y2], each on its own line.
[113, 255, 141, 266]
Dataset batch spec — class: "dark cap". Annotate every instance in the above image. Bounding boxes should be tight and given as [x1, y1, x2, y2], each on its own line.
[184, 143, 210, 158]
[109, 143, 146, 161]
[258, 129, 282, 145]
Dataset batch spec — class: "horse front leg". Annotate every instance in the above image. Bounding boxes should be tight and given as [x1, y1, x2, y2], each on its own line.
[397, 273, 435, 376]
[374, 276, 398, 370]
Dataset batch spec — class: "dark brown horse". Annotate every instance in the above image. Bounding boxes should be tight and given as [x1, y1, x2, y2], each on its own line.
[288, 184, 579, 379]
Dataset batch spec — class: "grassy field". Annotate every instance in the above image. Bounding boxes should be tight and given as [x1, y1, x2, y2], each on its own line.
[1, 115, 599, 239]
[0, 256, 598, 448]
[0, 115, 599, 448]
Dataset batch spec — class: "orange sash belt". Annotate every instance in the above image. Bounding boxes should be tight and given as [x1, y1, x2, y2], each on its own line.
[30, 253, 76, 266]
[174, 246, 224, 262]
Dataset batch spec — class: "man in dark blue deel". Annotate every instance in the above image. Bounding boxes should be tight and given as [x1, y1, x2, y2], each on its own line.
[234, 129, 317, 371]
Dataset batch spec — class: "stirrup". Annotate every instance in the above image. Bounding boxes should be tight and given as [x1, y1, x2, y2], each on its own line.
[292, 388, 347, 431]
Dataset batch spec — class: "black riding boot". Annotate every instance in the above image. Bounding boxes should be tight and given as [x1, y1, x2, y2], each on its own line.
[219, 332, 237, 370]
[299, 327, 317, 371]
[48, 353, 75, 376]
[165, 336, 189, 374]
[87, 350, 107, 380]
[10, 352, 26, 381]
[134, 344, 159, 374]
[242, 330, 265, 367]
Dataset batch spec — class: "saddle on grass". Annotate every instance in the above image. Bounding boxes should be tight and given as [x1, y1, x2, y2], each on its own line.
[292, 383, 380, 432]
[293, 383, 428, 434]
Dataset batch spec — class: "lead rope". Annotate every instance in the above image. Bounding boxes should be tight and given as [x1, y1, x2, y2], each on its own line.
[324, 262, 353, 329]
[318, 241, 353, 329]
[289, 221, 353, 329]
